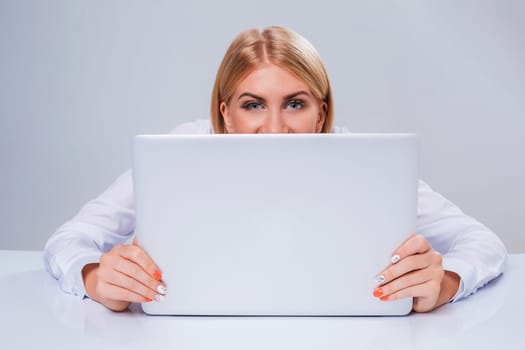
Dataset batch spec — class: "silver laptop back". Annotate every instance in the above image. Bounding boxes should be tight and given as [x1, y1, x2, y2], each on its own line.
[133, 133, 418, 316]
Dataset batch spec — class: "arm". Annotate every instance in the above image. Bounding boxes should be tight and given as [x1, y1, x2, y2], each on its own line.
[43, 120, 210, 306]
[44, 169, 136, 297]
[373, 180, 507, 312]
[416, 180, 507, 301]
[44, 169, 167, 311]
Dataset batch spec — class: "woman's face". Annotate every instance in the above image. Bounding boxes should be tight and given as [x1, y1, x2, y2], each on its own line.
[220, 64, 326, 133]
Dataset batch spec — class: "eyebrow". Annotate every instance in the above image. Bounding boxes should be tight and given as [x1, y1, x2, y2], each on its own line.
[237, 90, 311, 101]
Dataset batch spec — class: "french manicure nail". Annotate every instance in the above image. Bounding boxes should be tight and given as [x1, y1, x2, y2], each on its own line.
[375, 275, 385, 284]
[154, 294, 165, 302]
[157, 285, 167, 295]
[391, 255, 400, 264]
[153, 270, 162, 281]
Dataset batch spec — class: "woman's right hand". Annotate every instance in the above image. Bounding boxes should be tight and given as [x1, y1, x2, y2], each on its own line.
[82, 238, 167, 311]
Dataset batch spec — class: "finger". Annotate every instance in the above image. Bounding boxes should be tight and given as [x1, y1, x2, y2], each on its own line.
[108, 255, 166, 296]
[391, 234, 431, 264]
[114, 244, 163, 281]
[377, 279, 441, 311]
[103, 267, 164, 302]
[376, 253, 433, 286]
[97, 280, 153, 303]
[374, 266, 434, 298]
[132, 236, 138, 246]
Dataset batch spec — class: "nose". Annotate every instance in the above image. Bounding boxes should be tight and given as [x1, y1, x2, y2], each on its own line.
[261, 109, 288, 133]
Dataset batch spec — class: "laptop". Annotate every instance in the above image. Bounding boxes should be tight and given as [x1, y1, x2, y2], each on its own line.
[133, 133, 418, 316]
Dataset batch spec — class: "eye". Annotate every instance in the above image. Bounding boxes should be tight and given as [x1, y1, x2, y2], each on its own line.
[286, 100, 304, 110]
[241, 101, 264, 110]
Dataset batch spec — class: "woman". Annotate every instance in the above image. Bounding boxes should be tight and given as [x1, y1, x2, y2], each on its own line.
[44, 26, 507, 313]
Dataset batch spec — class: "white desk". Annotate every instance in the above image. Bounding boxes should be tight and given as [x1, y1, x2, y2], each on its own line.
[0, 250, 523, 350]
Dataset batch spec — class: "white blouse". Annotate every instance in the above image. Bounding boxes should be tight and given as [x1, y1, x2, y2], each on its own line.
[44, 119, 507, 302]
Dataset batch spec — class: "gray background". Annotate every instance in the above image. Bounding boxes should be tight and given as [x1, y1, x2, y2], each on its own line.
[1, 0, 523, 252]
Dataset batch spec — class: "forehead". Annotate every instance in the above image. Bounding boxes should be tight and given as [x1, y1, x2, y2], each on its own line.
[234, 63, 311, 97]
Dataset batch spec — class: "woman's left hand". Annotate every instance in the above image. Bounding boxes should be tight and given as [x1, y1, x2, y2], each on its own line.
[373, 234, 461, 313]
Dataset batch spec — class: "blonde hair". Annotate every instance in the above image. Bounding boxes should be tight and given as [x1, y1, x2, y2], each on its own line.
[210, 26, 334, 133]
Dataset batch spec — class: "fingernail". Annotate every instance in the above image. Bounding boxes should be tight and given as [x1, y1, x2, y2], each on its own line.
[373, 288, 384, 298]
[380, 295, 389, 301]
[154, 294, 165, 302]
[145, 298, 152, 302]
[391, 255, 400, 264]
[153, 270, 162, 281]
[375, 275, 385, 284]
[157, 285, 167, 295]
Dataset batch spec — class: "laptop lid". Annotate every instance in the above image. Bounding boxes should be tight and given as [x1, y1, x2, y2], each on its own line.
[133, 133, 418, 316]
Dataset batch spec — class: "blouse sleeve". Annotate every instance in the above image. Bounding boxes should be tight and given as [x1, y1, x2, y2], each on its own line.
[43, 120, 211, 297]
[43, 169, 135, 297]
[416, 180, 507, 301]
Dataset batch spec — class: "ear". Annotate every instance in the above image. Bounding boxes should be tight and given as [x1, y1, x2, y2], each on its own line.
[220, 101, 233, 133]
[315, 102, 328, 133]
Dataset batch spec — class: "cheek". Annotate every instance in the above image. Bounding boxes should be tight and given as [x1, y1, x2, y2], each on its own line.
[227, 109, 262, 133]
[285, 110, 319, 133]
